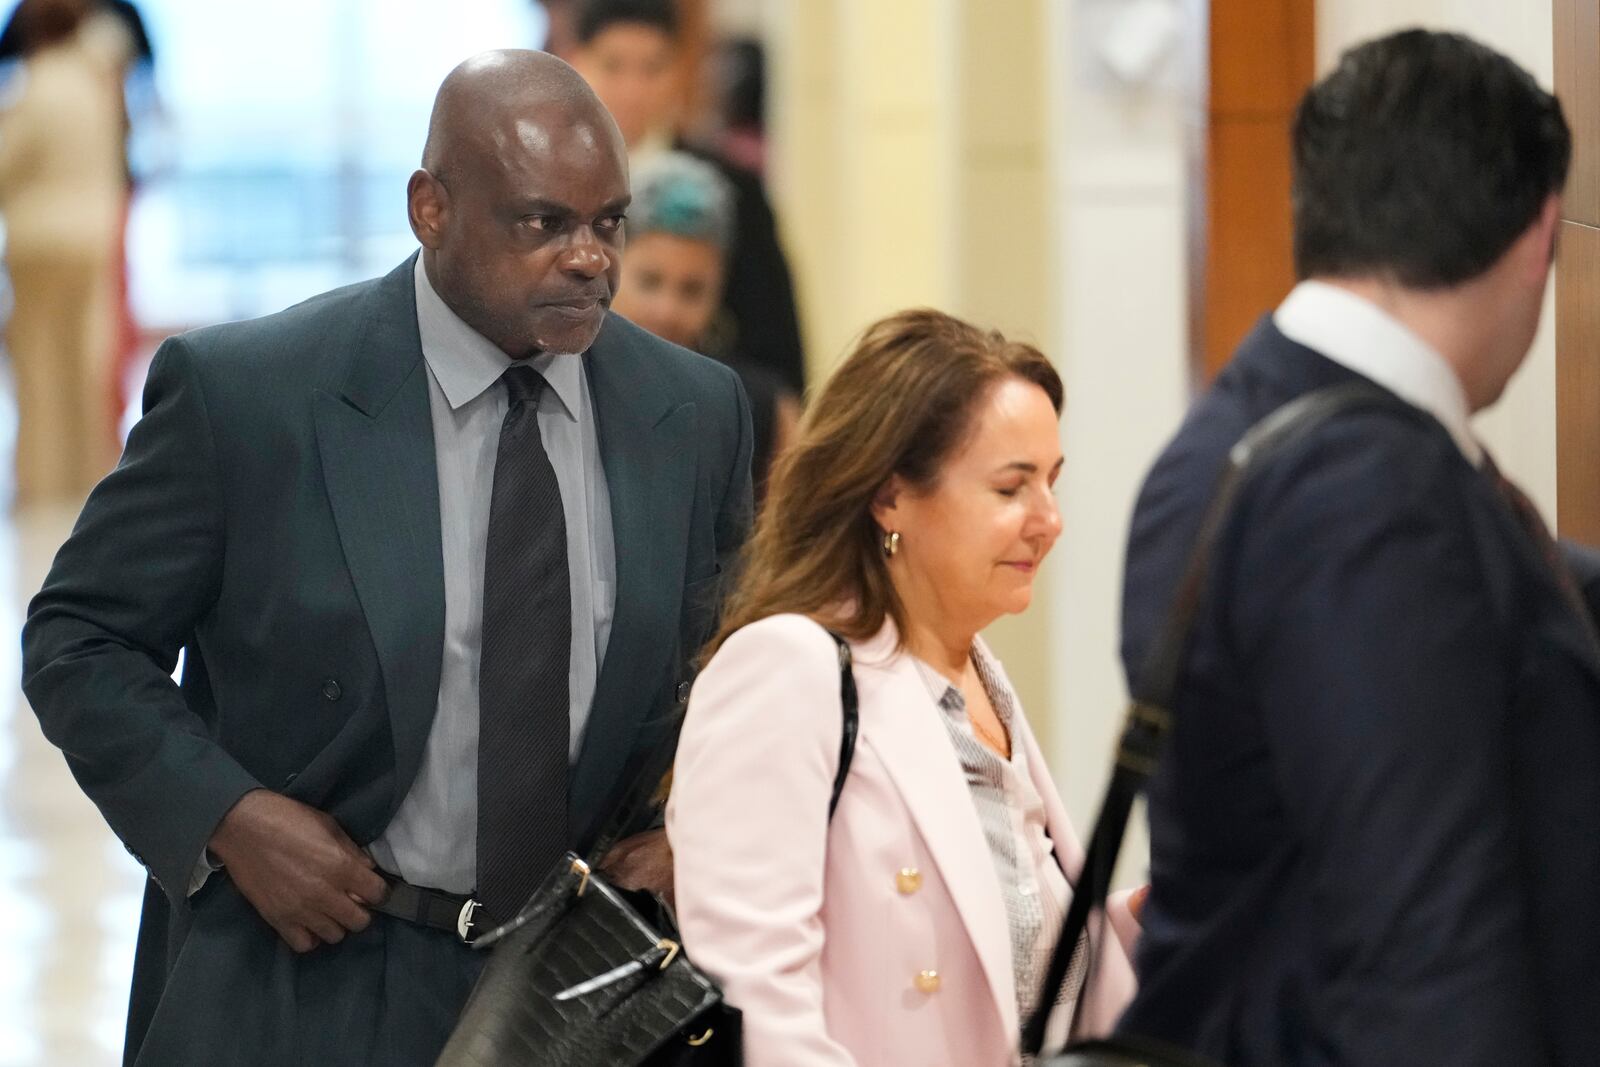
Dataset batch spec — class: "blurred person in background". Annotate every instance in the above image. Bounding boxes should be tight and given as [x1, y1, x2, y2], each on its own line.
[570, 0, 807, 395]
[0, 0, 124, 502]
[610, 150, 798, 503]
[670, 310, 1138, 1067]
[1120, 29, 1595, 1066]
[703, 35, 767, 176]
[2, 0, 167, 440]
[535, 0, 580, 59]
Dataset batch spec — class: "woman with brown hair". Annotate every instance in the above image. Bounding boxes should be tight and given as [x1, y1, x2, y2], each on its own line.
[667, 309, 1137, 1066]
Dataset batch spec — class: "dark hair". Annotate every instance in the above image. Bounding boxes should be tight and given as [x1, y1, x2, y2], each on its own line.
[707, 309, 1063, 660]
[11, 0, 88, 53]
[1291, 29, 1571, 288]
[716, 37, 765, 129]
[575, 0, 678, 46]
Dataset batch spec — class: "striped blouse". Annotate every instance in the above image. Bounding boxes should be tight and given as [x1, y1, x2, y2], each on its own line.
[914, 646, 1088, 1061]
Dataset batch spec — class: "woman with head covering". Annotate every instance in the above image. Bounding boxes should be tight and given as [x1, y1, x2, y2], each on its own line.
[610, 149, 800, 503]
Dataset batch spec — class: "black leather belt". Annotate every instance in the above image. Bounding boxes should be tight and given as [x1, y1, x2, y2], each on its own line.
[372, 871, 486, 943]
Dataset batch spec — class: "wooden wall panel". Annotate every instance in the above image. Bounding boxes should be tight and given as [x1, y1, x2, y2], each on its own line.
[1555, 0, 1600, 226]
[1210, 0, 1314, 114]
[1205, 118, 1297, 380]
[1557, 221, 1600, 541]
[1556, 0, 1600, 540]
[1196, 0, 1314, 381]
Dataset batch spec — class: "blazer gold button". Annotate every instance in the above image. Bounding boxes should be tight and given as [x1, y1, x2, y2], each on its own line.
[914, 970, 941, 994]
[896, 867, 922, 895]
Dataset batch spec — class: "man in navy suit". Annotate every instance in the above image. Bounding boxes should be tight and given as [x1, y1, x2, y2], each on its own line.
[1119, 30, 1597, 1065]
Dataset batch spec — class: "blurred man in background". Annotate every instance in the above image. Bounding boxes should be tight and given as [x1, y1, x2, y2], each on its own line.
[1119, 29, 1596, 1066]
[570, 0, 807, 395]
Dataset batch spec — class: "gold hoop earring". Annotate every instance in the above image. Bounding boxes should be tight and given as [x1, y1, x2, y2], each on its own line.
[883, 530, 901, 558]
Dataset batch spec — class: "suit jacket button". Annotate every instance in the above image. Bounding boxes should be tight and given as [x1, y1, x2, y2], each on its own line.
[321, 678, 342, 702]
[676, 681, 691, 704]
[914, 970, 941, 994]
[896, 867, 922, 895]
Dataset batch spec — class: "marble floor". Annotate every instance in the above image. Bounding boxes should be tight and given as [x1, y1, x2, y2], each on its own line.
[2, 498, 144, 1067]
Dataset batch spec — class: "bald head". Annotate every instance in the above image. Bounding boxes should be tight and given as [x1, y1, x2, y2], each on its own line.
[422, 49, 623, 180]
[408, 49, 632, 359]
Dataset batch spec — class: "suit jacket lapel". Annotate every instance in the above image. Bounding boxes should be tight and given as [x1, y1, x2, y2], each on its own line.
[855, 639, 1020, 1040]
[569, 315, 698, 844]
[312, 256, 446, 819]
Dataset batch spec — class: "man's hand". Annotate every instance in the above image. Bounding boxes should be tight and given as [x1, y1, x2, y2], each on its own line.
[598, 828, 674, 905]
[208, 789, 388, 953]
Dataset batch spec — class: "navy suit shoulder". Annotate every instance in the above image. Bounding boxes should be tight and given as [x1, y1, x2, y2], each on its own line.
[1123, 317, 1471, 675]
[1118, 316, 1600, 1067]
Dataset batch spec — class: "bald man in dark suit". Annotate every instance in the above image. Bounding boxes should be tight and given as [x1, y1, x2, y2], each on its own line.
[23, 50, 751, 1066]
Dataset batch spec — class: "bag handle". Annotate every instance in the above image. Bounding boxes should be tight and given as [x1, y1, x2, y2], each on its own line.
[586, 624, 861, 866]
[1020, 381, 1420, 1056]
[827, 631, 859, 820]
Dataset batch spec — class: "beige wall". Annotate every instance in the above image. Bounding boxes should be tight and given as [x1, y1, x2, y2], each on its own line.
[1042, 0, 1190, 873]
[1317, 2, 1560, 519]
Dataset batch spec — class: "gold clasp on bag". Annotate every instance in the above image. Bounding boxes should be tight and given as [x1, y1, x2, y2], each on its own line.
[571, 857, 592, 897]
[687, 1029, 714, 1046]
[657, 938, 681, 970]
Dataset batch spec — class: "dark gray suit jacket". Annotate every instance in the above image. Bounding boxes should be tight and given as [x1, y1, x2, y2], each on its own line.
[21, 256, 753, 1064]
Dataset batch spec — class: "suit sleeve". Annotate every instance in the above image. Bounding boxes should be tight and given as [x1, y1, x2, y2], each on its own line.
[1229, 435, 1542, 1060]
[715, 365, 755, 582]
[21, 335, 262, 906]
[668, 616, 859, 1067]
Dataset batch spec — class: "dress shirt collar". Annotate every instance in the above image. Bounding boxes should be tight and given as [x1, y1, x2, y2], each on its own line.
[1274, 279, 1481, 465]
[412, 255, 583, 419]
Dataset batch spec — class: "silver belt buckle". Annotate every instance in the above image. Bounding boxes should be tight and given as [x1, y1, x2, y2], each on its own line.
[457, 898, 480, 942]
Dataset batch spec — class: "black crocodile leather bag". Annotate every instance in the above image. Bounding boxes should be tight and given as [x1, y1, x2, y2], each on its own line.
[433, 853, 741, 1067]
[435, 632, 860, 1067]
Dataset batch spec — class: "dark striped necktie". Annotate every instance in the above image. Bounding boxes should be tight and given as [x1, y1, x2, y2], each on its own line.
[476, 363, 571, 922]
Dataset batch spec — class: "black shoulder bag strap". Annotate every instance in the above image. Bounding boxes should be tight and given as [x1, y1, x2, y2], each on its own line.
[1020, 381, 1420, 1057]
[584, 625, 861, 869]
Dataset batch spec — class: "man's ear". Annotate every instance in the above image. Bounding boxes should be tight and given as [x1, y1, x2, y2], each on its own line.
[408, 169, 448, 249]
[1528, 192, 1563, 283]
[869, 476, 904, 535]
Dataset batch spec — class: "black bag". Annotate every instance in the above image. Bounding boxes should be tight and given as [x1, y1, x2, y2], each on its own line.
[1024, 383, 1415, 1067]
[435, 632, 861, 1067]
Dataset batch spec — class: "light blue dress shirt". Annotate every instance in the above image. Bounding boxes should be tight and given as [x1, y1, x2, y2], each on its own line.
[369, 257, 617, 894]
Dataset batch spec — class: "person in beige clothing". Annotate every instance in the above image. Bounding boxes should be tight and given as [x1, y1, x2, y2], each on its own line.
[0, 0, 123, 501]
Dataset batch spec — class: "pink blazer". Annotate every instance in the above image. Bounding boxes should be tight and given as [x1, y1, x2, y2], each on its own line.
[667, 614, 1137, 1067]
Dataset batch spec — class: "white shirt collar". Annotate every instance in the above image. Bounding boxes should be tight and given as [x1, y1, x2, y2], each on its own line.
[1273, 280, 1481, 465]
[412, 255, 583, 419]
